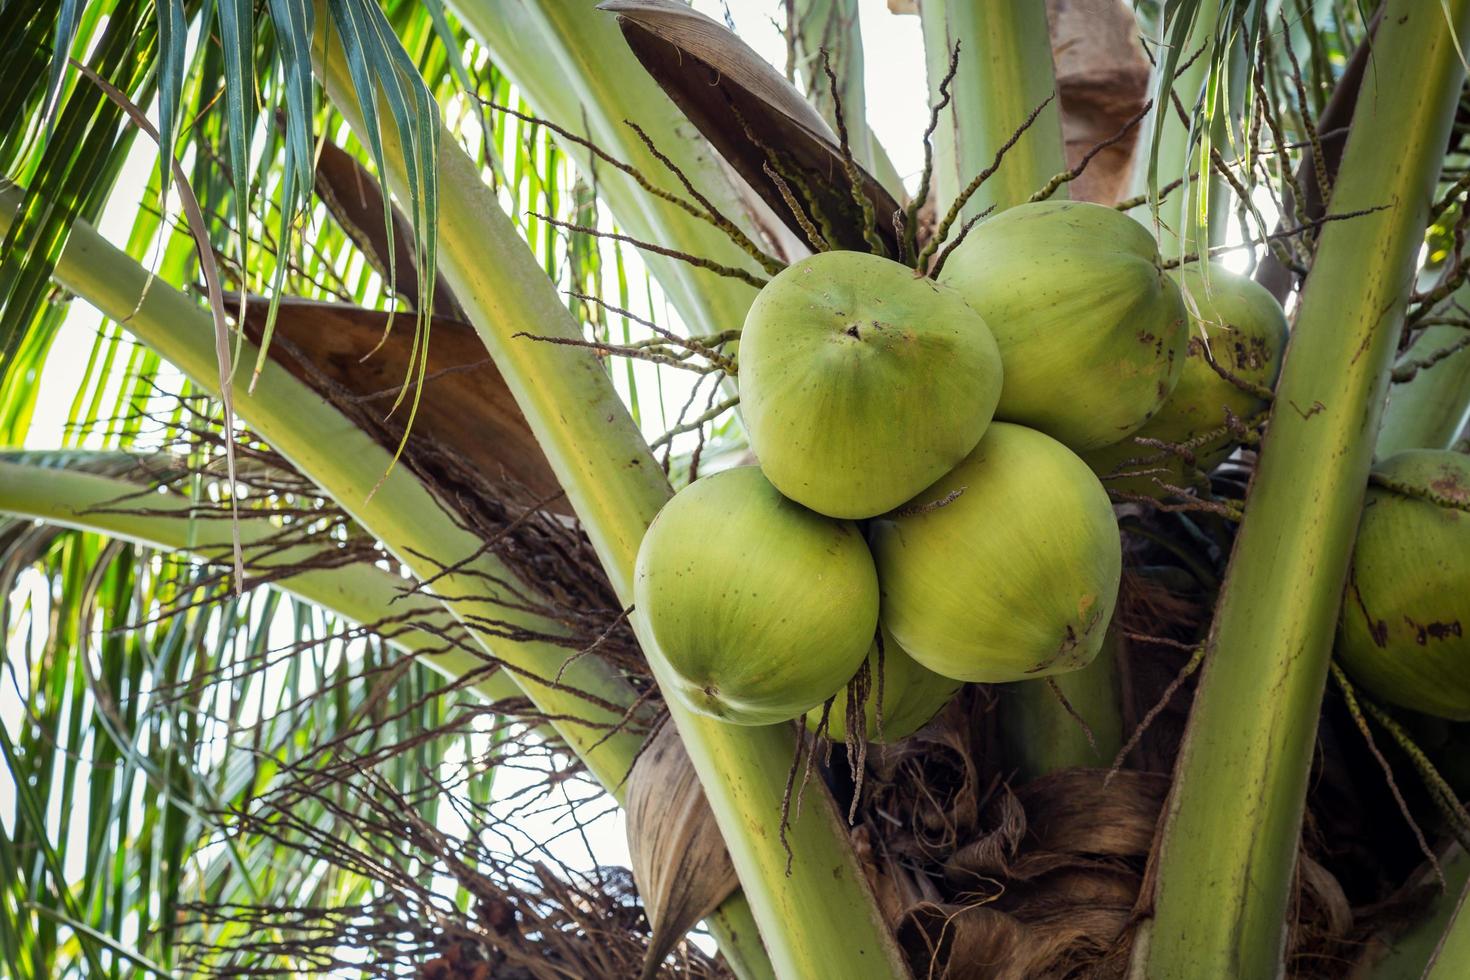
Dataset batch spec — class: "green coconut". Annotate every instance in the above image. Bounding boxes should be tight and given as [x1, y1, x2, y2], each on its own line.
[1337, 450, 1470, 720]
[938, 201, 1188, 451]
[634, 465, 879, 725]
[1081, 262, 1289, 496]
[739, 250, 1004, 519]
[805, 629, 963, 744]
[868, 422, 1122, 683]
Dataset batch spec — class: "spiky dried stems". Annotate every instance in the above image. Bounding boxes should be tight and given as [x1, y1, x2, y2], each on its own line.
[901, 42, 960, 265]
[1027, 100, 1154, 205]
[913, 93, 1055, 274]
[481, 98, 784, 278]
[820, 48, 886, 255]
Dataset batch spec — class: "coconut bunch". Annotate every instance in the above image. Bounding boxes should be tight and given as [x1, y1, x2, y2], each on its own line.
[632, 200, 1302, 741]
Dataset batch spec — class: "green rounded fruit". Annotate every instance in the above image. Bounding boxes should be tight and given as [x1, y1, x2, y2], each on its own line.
[634, 466, 879, 725]
[805, 630, 963, 743]
[1337, 450, 1470, 720]
[1081, 263, 1288, 496]
[869, 422, 1122, 682]
[740, 250, 1003, 519]
[939, 201, 1188, 451]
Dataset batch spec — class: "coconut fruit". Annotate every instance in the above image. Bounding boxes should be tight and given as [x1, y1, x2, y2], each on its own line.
[868, 422, 1122, 682]
[739, 250, 1004, 519]
[634, 465, 879, 725]
[1081, 263, 1289, 496]
[938, 200, 1188, 451]
[806, 630, 963, 744]
[1337, 450, 1470, 720]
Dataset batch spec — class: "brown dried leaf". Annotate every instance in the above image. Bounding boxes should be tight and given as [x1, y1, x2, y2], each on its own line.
[899, 769, 1164, 979]
[231, 297, 567, 513]
[625, 723, 740, 980]
[271, 113, 464, 320]
[599, 0, 903, 255]
[312, 135, 466, 321]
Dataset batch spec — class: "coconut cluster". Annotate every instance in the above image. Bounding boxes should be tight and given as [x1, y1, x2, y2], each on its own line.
[635, 201, 1279, 736]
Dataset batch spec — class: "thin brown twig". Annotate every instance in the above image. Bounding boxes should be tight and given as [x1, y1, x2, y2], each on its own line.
[483, 97, 784, 276]
[821, 48, 885, 254]
[915, 93, 1057, 272]
[531, 212, 769, 289]
[1028, 100, 1154, 204]
[905, 41, 961, 264]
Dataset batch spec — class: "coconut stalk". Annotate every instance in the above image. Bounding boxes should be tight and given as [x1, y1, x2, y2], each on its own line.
[312, 16, 909, 978]
[1376, 305, 1470, 457]
[1135, 4, 1470, 976]
[1353, 848, 1470, 979]
[450, 0, 767, 338]
[1425, 878, 1470, 980]
[1001, 632, 1124, 779]
[0, 457, 522, 704]
[916, 0, 1067, 218]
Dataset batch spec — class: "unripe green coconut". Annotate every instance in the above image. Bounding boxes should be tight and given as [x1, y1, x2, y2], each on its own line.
[868, 422, 1122, 683]
[938, 201, 1188, 451]
[739, 250, 1003, 519]
[1337, 450, 1470, 720]
[1081, 263, 1289, 496]
[805, 629, 963, 743]
[634, 466, 879, 725]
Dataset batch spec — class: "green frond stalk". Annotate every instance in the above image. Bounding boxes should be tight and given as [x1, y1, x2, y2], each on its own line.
[1428, 863, 1470, 980]
[0, 457, 521, 704]
[1377, 298, 1470, 457]
[917, 0, 1066, 218]
[1359, 849, 1470, 979]
[1136, 5, 1470, 976]
[0, 183, 643, 793]
[1426, 873, 1470, 980]
[1, 179, 773, 970]
[454, 0, 767, 337]
[315, 19, 908, 978]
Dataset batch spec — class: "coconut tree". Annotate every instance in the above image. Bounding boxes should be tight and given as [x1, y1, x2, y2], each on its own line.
[3, 0, 1470, 977]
